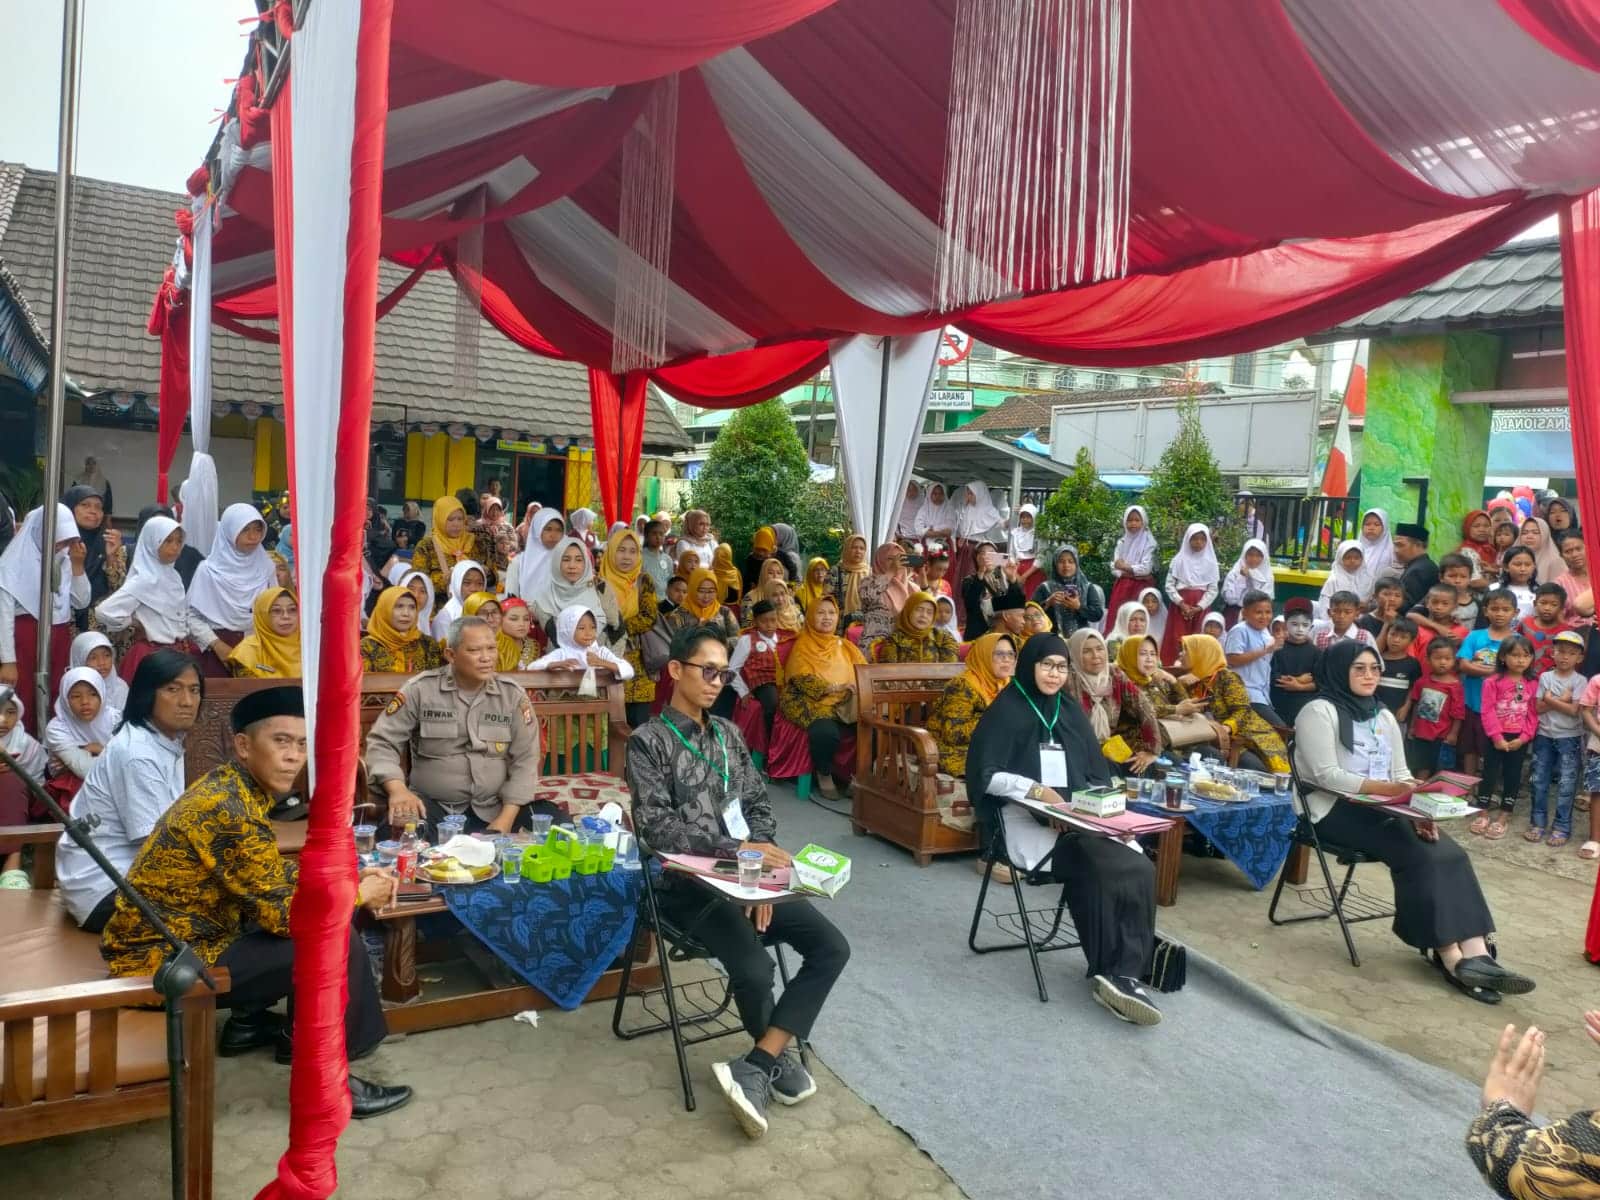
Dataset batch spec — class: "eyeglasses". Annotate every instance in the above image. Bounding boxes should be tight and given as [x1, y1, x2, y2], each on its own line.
[678, 660, 736, 686]
[991, 650, 1017, 661]
[1036, 658, 1071, 674]
[1349, 662, 1383, 676]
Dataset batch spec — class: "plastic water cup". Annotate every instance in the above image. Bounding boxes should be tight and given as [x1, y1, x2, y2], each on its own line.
[1274, 772, 1292, 796]
[530, 813, 554, 845]
[353, 824, 377, 860]
[499, 841, 522, 882]
[737, 848, 765, 892]
[439, 815, 467, 845]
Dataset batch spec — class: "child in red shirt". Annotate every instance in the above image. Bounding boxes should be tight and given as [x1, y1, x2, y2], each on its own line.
[1518, 582, 1574, 676]
[1404, 636, 1465, 780]
[1409, 583, 1469, 663]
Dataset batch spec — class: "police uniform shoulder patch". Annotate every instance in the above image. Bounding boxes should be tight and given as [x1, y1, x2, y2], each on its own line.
[520, 699, 534, 726]
[383, 693, 405, 717]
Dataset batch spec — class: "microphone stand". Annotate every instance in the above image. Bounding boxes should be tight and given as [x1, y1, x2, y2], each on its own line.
[0, 689, 213, 1200]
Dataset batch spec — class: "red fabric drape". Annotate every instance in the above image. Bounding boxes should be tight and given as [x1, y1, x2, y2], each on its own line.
[255, 2, 393, 1198]
[147, 268, 189, 505]
[589, 369, 648, 526]
[1562, 190, 1600, 965]
[1500, 0, 1600, 72]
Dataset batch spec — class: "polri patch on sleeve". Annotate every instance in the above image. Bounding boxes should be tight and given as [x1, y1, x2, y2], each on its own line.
[520, 700, 534, 726]
[383, 694, 405, 717]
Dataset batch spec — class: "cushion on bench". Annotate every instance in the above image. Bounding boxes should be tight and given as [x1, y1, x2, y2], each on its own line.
[532, 773, 632, 820]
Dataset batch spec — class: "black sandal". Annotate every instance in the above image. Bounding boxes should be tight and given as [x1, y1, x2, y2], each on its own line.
[1431, 951, 1502, 1005]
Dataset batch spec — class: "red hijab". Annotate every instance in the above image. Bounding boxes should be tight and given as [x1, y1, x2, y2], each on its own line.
[1460, 509, 1496, 564]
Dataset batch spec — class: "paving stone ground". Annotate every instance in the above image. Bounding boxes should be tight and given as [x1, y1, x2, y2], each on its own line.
[11, 786, 1598, 1198]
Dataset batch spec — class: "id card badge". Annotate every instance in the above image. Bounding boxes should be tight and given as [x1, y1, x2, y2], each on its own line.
[1364, 736, 1393, 781]
[721, 797, 751, 840]
[1039, 743, 1070, 788]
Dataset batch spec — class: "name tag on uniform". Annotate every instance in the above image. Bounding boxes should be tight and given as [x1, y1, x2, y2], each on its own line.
[1364, 737, 1392, 781]
[421, 708, 455, 723]
[1039, 743, 1069, 788]
[480, 712, 511, 726]
[722, 797, 751, 840]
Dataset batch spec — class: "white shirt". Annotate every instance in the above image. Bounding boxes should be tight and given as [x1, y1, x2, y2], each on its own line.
[94, 587, 217, 649]
[1291, 700, 1412, 823]
[0, 574, 91, 660]
[727, 630, 779, 698]
[677, 536, 716, 570]
[56, 722, 188, 924]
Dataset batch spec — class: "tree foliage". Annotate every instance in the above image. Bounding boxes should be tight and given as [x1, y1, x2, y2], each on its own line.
[1035, 446, 1125, 591]
[1138, 399, 1242, 570]
[791, 477, 849, 564]
[689, 398, 811, 555]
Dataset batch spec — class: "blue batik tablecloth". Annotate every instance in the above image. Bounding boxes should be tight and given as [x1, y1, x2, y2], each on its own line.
[1131, 791, 1298, 890]
[440, 868, 645, 1009]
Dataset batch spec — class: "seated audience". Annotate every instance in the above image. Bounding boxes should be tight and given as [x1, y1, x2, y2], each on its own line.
[858, 542, 914, 656]
[825, 538, 869, 627]
[1065, 629, 1161, 777]
[431, 559, 488, 641]
[778, 595, 864, 801]
[461, 591, 502, 637]
[627, 624, 849, 1140]
[412, 494, 494, 610]
[70, 630, 129, 708]
[874, 590, 959, 663]
[1022, 601, 1053, 644]
[529, 604, 635, 680]
[186, 502, 278, 676]
[1177, 634, 1289, 772]
[730, 600, 785, 744]
[226, 587, 303, 679]
[1294, 641, 1534, 1003]
[360, 585, 445, 674]
[967, 634, 1162, 1026]
[95, 515, 218, 681]
[1105, 600, 1150, 661]
[0, 503, 91, 713]
[0, 692, 48, 889]
[1316, 540, 1369, 619]
[55, 651, 201, 929]
[928, 632, 1016, 782]
[44, 666, 118, 803]
[532, 536, 620, 644]
[99, 685, 411, 1118]
[1033, 546, 1106, 637]
[367, 616, 544, 834]
[934, 595, 961, 644]
[750, 558, 797, 624]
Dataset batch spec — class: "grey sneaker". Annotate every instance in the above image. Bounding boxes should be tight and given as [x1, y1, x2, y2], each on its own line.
[771, 1044, 816, 1106]
[711, 1056, 774, 1138]
[1092, 974, 1163, 1026]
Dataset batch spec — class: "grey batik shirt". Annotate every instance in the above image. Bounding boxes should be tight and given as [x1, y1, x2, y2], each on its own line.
[626, 712, 775, 859]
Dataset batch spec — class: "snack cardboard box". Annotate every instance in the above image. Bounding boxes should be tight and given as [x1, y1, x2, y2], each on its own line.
[790, 844, 851, 897]
[1070, 786, 1127, 818]
[1411, 791, 1472, 820]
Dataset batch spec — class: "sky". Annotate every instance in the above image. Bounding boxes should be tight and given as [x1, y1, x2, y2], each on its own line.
[0, 0, 245, 192]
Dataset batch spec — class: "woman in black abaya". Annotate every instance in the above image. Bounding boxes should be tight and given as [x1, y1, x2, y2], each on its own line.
[967, 633, 1162, 1026]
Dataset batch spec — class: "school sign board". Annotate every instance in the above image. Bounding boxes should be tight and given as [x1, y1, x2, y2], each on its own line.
[1048, 390, 1319, 476]
[1485, 407, 1574, 475]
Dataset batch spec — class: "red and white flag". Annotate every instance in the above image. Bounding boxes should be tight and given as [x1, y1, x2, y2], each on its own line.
[1319, 340, 1367, 496]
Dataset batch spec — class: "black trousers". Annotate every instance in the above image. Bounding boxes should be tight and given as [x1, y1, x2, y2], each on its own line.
[1315, 799, 1494, 949]
[806, 718, 846, 779]
[658, 890, 850, 1042]
[1050, 834, 1156, 980]
[215, 926, 388, 1060]
[752, 684, 779, 736]
[1480, 743, 1529, 809]
[80, 889, 119, 934]
[1250, 702, 1287, 729]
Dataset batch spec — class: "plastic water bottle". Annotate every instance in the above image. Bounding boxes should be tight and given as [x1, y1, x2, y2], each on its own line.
[396, 822, 419, 883]
[618, 831, 641, 872]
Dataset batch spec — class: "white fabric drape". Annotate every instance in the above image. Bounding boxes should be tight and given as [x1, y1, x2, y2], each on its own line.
[183, 195, 219, 556]
[290, 0, 363, 785]
[829, 331, 941, 549]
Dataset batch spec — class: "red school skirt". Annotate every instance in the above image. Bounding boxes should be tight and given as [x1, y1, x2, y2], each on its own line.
[1159, 588, 1209, 665]
[201, 628, 244, 678]
[1103, 574, 1154, 634]
[119, 638, 201, 683]
[11, 614, 74, 737]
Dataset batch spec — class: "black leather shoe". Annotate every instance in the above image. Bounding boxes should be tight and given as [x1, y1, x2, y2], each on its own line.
[272, 1031, 294, 1066]
[219, 1010, 286, 1057]
[1432, 951, 1502, 1005]
[1454, 955, 1536, 995]
[350, 1073, 413, 1120]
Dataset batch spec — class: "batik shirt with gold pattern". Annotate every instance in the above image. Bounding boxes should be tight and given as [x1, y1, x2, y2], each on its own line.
[101, 762, 296, 977]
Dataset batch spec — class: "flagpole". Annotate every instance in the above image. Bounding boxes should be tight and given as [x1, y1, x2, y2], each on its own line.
[36, 0, 84, 722]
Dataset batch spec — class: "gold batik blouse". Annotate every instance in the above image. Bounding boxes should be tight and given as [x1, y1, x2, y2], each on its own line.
[779, 674, 848, 727]
[873, 629, 960, 665]
[360, 634, 446, 675]
[101, 762, 296, 977]
[409, 529, 497, 612]
[1467, 1100, 1600, 1199]
[1191, 667, 1288, 772]
[619, 576, 659, 705]
[927, 676, 992, 779]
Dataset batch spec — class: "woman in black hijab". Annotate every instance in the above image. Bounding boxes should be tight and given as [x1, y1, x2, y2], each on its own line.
[967, 632, 1161, 1025]
[61, 484, 121, 627]
[1293, 640, 1532, 1002]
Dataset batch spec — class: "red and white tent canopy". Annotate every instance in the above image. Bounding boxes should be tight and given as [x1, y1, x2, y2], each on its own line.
[144, 4, 1600, 1198]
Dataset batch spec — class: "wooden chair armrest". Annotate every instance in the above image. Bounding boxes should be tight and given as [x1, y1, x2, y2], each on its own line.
[0, 824, 63, 847]
[859, 717, 941, 776]
[0, 969, 230, 1023]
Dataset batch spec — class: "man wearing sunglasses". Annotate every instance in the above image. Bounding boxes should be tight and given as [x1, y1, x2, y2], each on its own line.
[626, 624, 851, 1141]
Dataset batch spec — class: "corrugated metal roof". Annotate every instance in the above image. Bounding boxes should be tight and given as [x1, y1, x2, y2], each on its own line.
[1315, 237, 1562, 342]
[964, 380, 1227, 435]
[0, 164, 689, 451]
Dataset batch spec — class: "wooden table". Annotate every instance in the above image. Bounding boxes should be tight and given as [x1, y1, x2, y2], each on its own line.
[370, 894, 659, 1034]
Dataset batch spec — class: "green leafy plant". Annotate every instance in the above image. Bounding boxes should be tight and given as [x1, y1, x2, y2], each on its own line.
[1138, 398, 1242, 571]
[689, 398, 811, 555]
[1035, 446, 1124, 591]
[791, 477, 849, 564]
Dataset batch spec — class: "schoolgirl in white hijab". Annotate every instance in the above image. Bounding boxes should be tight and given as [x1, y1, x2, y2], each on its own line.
[1164, 523, 1220, 599]
[431, 559, 487, 641]
[529, 603, 633, 679]
[895, 481, 924, 541]
[0, 504, 89, 663]
[95, 517, 217, 670]
[388, 562, 436, 616]
[1103, 503, 1159, 635]
[934, 594, 961, 642]
[70, 631, 129, 710]
[0, 691, 47, 780]
[1136, 585, 1168, 646]
[187, 502, 277, 636]
[1316, 540, 1370, 619]
[46, 666, 120, 780]
[1007, 503, 1038, 563]
[1357, 508, 1397, 588]
[914, 483, 955, 539]
[513, 506, 566, 599]
[1221, 538, 1275, 607]
[954, 481, 1005, 541]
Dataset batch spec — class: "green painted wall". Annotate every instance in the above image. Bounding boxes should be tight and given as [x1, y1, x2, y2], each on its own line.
[1360, 332, 1498, 551]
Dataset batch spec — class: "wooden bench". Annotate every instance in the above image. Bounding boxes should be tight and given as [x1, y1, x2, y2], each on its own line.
[851, 663, 976, 866]
[0, 826, 225, 1198]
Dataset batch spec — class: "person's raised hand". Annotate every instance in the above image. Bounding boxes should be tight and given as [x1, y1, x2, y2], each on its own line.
[68, 540, 86, 571]
[0, 663, 17, 688]
[104, 527, 122, 555]
[1481, 1023, 1545, 1114]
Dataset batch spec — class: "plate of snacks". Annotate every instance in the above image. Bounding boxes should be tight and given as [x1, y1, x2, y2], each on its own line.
[418, 857, 497, 884]
[1189, 777, 1242, 803]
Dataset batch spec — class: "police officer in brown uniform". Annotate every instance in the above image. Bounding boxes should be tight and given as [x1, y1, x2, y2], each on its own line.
[367, 615, 541, 833]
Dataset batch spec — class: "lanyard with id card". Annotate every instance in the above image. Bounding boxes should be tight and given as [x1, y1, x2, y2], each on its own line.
[1020, 689, 1069, 790]
[661, 713, 746, 837]
[1360, 719, 1392, 781]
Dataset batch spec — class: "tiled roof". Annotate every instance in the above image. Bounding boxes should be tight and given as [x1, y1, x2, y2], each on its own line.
[963, 380, 1227, 435]
[0, 164, 689, 451]
[1314, 237, 1562, 342]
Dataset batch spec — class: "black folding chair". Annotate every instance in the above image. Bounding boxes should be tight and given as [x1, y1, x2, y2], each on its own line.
[611, 849, 802, 1112]
[967, 818, 1080, 1002]
[1267, 736, 1395, 967]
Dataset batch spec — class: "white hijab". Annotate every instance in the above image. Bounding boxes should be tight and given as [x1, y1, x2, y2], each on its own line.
[552, 603, 604, 658]
[0, 692, 45, 778]
[1137, 586, 1168, 644]
[46, 666, 120, 755]
[896, 483, 923, 537]
[1358, 508, 1397, 586]
[1112, 505, 1158, 575]
[935, 596, 961, 640]
[1009, 503, 1038, 558]
[1323, 539, 1371, 602]
[118, 517, 189, 617]
[432, 559, 485, 640]
[389, 565, 436, 617]
[531, 536, 606, 624]
[515, 507, 566, 597]
[955, 481, 1004, 541]
[1227, 537, 1275, 594]
[0, 504, 81, 621]
[70, 631, 128, 709]
[914, 484, 955, 536]
[1110, 600, 1149, 644]
[1168, 523, 1220, 589]
[186, 502, 277, 631]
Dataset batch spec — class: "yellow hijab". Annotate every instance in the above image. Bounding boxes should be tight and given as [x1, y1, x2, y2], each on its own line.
[786, 597, 865, 689]
[1181, 633, 1228, 684]
[1116, 633, 1160, 687]
[429, 496, 475, 560]
[712, 542, 743, 600]
[958, 631, 1015, 705]
[836, 535, 870, 614]
[894, 590, 939, 643]
[496, 598, 531, 670]
[366, 586, 421, 652]
[794, 556, 831, 612]
[760, 575, 804, 632]
[462, 592, 500, 620]
[683, 567, 726, 622]
[599, 530, 643, 621]
[752, 526, 777, 556]
[227, 587, 302, 677]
